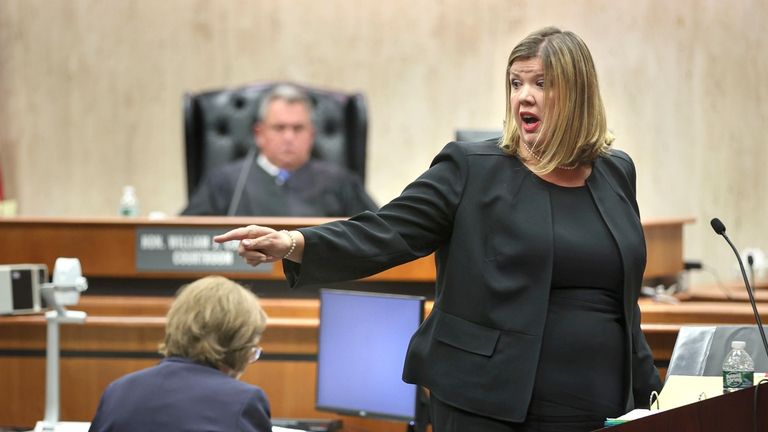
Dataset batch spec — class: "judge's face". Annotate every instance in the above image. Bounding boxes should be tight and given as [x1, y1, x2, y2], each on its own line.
[255, 99, 315, 171]
[509, 57, 547, 151]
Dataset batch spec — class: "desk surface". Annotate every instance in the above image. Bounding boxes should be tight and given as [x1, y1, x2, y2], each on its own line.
[0, 215, 694, 282]
[678, 281, 768, 301]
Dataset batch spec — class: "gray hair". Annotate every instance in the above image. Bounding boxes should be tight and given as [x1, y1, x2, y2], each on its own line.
[159, 276, 268, 373]
[256, 84, 316, 125]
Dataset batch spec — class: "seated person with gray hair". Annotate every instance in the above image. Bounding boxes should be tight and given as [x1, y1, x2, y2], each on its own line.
[89, 276, 271, 432]
[182, 84, 378, 216]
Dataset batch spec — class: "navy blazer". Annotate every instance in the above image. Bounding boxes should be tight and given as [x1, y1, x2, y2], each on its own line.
[89, 357, 271, 432]
[286, 140, 662, 422]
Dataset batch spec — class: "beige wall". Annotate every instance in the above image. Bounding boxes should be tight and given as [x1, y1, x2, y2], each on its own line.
[1, 0, 767, 285]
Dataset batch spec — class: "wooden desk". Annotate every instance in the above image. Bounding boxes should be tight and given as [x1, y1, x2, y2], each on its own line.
[3, 296, 767, 430]
[678, 281, 768, 302]
[0, 216, 438, 283]
[0, 216, 692, 282]
[0, 216, 693, 430]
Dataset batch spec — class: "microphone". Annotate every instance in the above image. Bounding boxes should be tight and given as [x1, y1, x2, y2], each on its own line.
[710, 217, 768, 360]
[226, 147, 257, 216]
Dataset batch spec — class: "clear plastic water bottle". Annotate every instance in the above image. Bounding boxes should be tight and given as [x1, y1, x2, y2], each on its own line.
[119, 185, 139, 217]
[722, 340, 754, 393]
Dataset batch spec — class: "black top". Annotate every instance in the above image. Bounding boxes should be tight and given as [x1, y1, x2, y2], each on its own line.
[285, 141, 662, 422]
[529, 180, 626, 423]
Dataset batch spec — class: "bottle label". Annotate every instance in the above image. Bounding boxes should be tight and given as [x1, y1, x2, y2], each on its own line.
[723, 371, 754, 390]
[120, 206, 139, 217]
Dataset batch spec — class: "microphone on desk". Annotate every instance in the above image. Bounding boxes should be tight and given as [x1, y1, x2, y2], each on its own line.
[710, 217, 768, 360]
[227, 147, 257, 216]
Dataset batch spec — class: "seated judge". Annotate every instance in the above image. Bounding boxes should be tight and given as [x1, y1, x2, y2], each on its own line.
[89, 276, 271, 432]
[182, 84, 378, 216]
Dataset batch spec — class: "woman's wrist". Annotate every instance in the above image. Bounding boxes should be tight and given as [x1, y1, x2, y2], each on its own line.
[280, 230, 296, 259]
[279, 230, 304, 263]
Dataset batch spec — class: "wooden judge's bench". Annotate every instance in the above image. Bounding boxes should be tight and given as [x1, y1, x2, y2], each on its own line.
[1, 216, 766, 431]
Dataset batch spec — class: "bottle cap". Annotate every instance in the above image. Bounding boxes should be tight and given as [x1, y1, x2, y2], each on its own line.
[732, 340, 746, 349]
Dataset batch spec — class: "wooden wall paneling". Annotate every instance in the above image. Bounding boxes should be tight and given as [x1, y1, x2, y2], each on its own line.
[642, 219, 692, 280]
[0, 357, 47, 426]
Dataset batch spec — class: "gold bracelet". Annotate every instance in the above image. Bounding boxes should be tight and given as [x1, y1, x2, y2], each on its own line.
[280, 230, 296, 259]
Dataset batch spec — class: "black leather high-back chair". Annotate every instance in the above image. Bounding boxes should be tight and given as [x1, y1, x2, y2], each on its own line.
[666, 325, 768, 379]
[183, 82, 368, 199]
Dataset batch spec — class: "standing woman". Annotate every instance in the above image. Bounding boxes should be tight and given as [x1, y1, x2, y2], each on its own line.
[216, 27, 661, 432]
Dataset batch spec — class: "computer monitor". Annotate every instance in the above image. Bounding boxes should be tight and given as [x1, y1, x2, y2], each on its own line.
[454, 129, 502, 142]
[316, 289, 425, 422]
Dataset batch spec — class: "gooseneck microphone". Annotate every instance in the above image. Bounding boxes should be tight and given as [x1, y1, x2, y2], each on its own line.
[710, 217, 768, 359]
[227, 147, 257, 216]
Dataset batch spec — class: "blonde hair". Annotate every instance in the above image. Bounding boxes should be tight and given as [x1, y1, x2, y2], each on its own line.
[500, 27, 614, 174]
[159, 276, 268, 373]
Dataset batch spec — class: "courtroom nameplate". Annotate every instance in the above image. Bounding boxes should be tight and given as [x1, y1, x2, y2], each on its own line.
[136, 227, 272, 273]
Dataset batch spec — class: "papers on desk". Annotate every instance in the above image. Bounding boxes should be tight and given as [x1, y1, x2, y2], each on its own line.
[658, 373, 766, 410]
[604, 373, 767, 427]
[32, 422, 91, 432]
[604, 408, 657, 426]
[28, 422, 306, 432]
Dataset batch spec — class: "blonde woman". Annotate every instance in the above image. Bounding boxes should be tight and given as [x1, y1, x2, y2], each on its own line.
[89, 276, 270, 432]
[216, 27, 662, 431]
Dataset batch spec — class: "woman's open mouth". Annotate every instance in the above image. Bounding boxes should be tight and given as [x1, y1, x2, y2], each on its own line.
[520, 112, 541, 133]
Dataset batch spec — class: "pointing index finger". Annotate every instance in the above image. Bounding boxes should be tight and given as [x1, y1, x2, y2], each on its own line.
[213, 226, 253, 243]
[213, 225, 275, 244]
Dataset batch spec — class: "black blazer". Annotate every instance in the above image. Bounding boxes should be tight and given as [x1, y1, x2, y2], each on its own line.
[286, 140, 662, 422]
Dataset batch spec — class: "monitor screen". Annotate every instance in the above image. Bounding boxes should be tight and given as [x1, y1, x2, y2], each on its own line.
[316, 289, 424, 421]
[454, 129, 502, 142]
[0, 264, 46, 315]
[11, 269, 34, 310]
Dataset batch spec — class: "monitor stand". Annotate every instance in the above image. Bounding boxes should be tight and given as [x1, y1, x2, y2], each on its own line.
[408, 388, 430, 432]
[407, 420, 427, 432]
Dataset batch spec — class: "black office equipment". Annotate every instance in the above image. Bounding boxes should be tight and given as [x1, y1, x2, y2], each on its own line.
[271, 417, 342, 432]
[0, 264, 47, 315]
